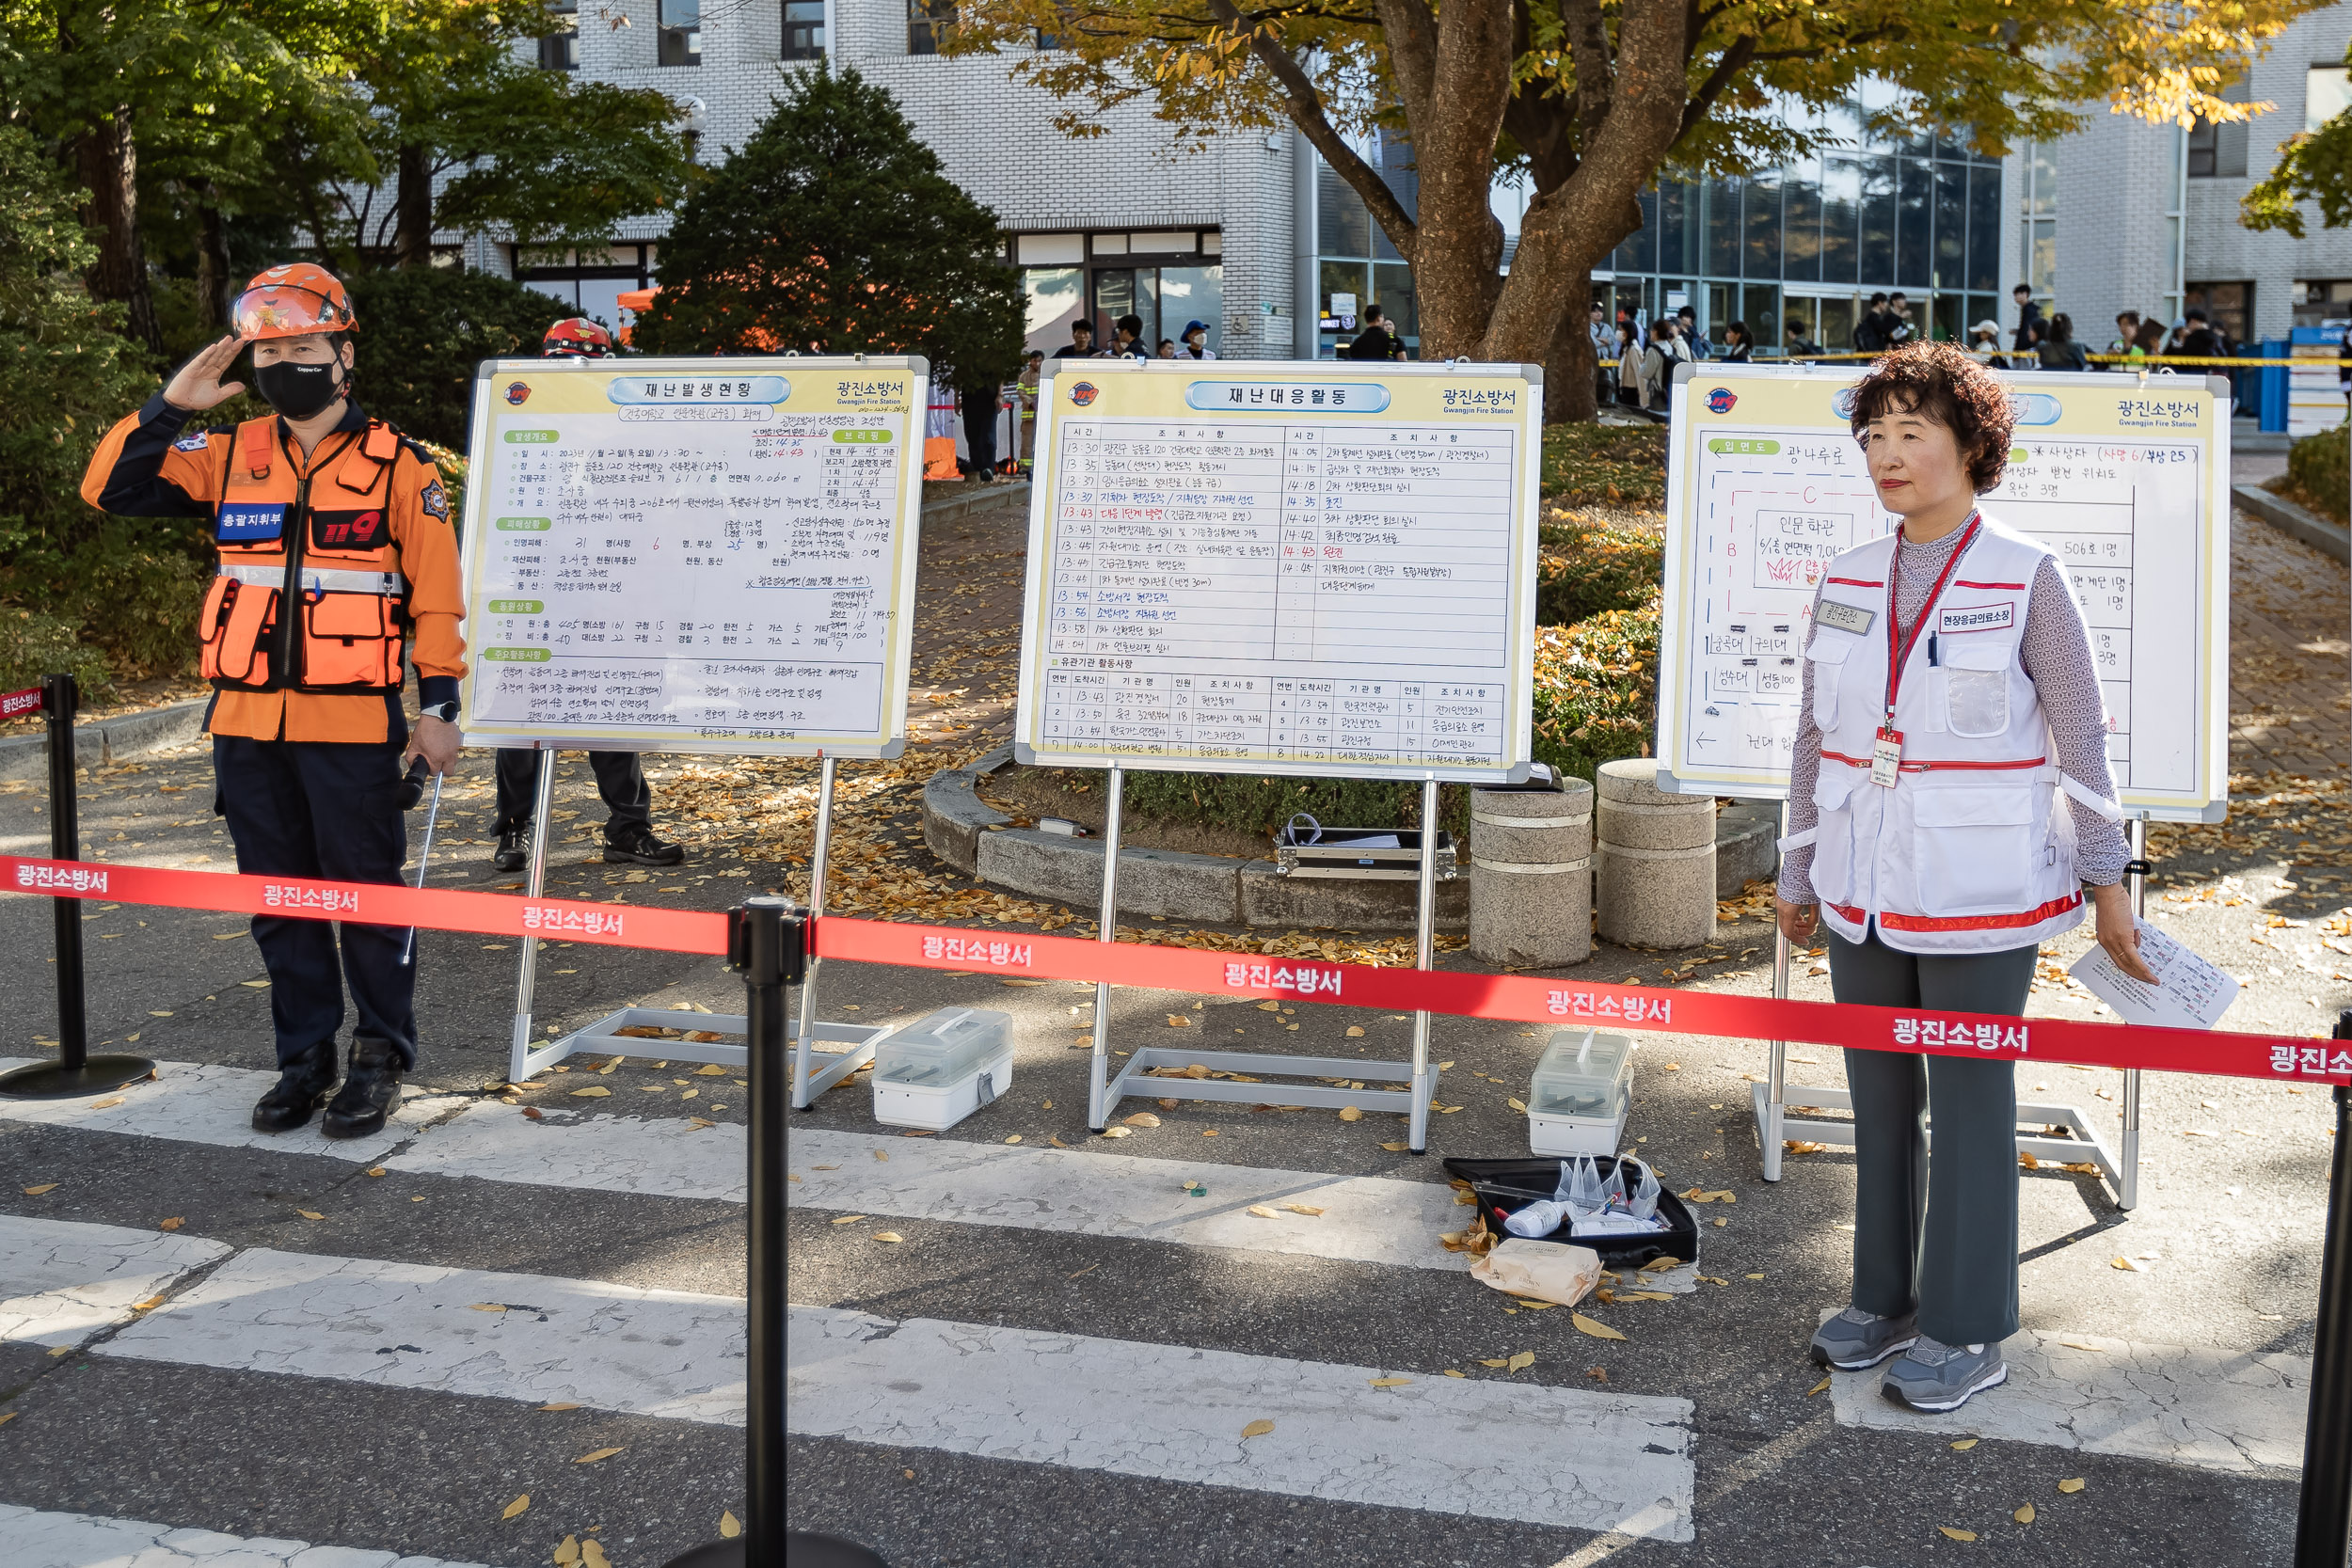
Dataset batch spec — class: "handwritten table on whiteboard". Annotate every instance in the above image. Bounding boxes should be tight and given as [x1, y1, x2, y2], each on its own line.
[454, 356, 927, 758]
[1015, 363, 1542, 783]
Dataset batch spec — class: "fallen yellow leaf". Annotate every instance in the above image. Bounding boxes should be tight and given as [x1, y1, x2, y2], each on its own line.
[1241, 1418, 1276, 1438]
[364, 1167, 387, 1178]
[2059, 1339, 2105, 1352]
[2111, 1257, 2141, 1272]
[1004, 1133, 1023, 1144]
[581, 1543, 611, 1568]
[468, 1303, 508, 1313]
[1381, 1141, 1409, 1151]
[1442, 1369, 1466, 1378]
[1507, 1350, 1537, 1370]
[1283, 1204, 1325, 1217]
[873, 1231, 905, 1243]
[1571, 1315, 1626, 1341]
[157, 1217, 183, 1231]
[1339, 1106, 1362, 1122]
[1256, 1001, 1281, 1012]
[1345, 1025, 1365, 1037]
[1951, 1438, 1979, 1450]
[695, 1064, 727, 1076]
[830, 1214, 868, 1225]
[1167, 1014, 1192, 1026]
[1807, 1376, 1831, 1397]
[1001, 977, 1046, 987]
[1478, 1358, 1509, 1368]
[555, 1536, 581, 1566]
[21, 1184, 57, 1196]
[720, 1511, 742, 1539]
[538, 1402, 581, 1411]
[570, 1085, 612, 1098]
[1102, 1126, 1133, 1138]
[2014, 1502, 2036, 1525]
[1506, 1097, 1528, 1112]
[0, 1411, 14, 1427]
[90, 1097, 124, 1110]
[1370, 1377, 1411, 1387]
[2058, 1478, 2085, 1494]
[574, 1446, 624, 1464]
[1248, 1205, 1279, 1218]
[295, 1210, 324, 1221]
[1938, 1526, 1977, 1542]
[501, 1493, 530, 1520]
[1123, 1112, 1160, 1127]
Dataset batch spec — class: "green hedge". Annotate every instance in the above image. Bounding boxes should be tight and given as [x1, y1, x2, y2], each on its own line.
[345, 268, 575, 449]
[1529, 601, 1661, 782]
[2285, 425, 2349, 524]
[1539, 421, 1666, 509]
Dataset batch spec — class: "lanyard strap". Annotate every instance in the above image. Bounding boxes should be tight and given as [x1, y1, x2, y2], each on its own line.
[1883, 515, 1979, 721]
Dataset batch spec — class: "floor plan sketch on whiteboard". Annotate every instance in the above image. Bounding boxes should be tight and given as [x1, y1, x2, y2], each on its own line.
[1679, 431, 1889, 777]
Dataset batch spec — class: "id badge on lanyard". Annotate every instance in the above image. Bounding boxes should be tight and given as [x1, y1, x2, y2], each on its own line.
[1873, 516, 1980, 788]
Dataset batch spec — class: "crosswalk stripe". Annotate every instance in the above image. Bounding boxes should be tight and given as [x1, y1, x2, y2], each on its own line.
[0, 1214, 229, 1348]
[1824, 1322, 2309, 1475]
[0, 1501, 513, 1568]
[0, 1055, 466, 1162]
[790, 1304, 1694, 1539]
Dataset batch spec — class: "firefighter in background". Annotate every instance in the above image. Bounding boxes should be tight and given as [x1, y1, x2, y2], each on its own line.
[81, 263, 464, 1139]
[486, 317, 685, 872]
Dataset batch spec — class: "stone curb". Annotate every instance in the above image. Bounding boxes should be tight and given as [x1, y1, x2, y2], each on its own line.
[2233, 482, 2351, 564]
[924, 481, 1030, 525]
[0, 696, 210, 784]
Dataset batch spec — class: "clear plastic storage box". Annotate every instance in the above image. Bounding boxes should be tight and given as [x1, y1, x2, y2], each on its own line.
[1525, 1028, 1634, 1156]
[871, 1006, 1014, 1131]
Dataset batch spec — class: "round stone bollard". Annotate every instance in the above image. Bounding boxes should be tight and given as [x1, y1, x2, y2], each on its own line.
[1595, 759, 1717, 949]
[1469, 776, 1595, 968]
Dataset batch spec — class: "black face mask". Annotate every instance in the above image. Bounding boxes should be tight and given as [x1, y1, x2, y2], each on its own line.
[254, 357, 343, 420]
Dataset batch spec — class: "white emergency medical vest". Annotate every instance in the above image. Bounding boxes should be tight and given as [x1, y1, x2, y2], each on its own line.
[1780, 514, 2122, 955]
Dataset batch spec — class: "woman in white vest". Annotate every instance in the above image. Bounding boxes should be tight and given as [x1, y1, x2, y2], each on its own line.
[1775, 342, 2157, 1414]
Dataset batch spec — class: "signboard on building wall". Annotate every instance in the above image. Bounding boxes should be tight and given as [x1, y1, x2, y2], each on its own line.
[1012, 359, 1543, 783]
[455, 356, 927, 758]
[1654, 363, 2232, 822]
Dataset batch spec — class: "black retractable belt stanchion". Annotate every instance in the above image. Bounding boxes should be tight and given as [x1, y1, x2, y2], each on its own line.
[0, 673, 154, 1100]
[2294, 1009, 2352, 1568]
[668, 900, 888, 1568]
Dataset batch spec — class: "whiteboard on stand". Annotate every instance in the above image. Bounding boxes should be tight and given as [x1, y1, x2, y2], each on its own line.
[1011, 359, 1544, 784]
[453, 355, 928, 758]
[1654, 363, 2231, 822]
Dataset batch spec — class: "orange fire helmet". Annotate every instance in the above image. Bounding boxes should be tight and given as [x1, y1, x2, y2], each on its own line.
[542, 317, 616, 357]
[231, 263, 355, 341]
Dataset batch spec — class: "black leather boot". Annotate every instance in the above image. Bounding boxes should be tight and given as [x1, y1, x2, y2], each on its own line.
[321, 1034, 405, 1140]
[251, 1040, 340, 1133]
[493, 827, 529, 872]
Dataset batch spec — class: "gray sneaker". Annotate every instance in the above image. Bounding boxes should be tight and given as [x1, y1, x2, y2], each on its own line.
[1809, 1306, 1919, 1370]
[1883, 1336, 2008, 1413]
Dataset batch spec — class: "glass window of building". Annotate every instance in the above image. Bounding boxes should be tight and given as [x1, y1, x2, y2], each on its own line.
[2186, 75, 2251, 179]
[658, 0, 699, 65]
[539, 0, 579, 70]
[909, 0, 955, 55]
[2021, 140, 2057, 303]
[1012, 231, 1219, 356]
[1313, 141, 1420, 356]
[782, 0, 824, 58]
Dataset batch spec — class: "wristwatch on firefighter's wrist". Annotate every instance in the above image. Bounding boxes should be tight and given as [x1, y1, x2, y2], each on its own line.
[418, 701, 459, 724]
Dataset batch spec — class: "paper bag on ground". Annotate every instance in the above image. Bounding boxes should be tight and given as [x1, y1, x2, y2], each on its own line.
[1470, 1238, 1601, 1307]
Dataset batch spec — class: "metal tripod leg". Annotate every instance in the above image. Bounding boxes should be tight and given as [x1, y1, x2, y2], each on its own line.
[1408, 777, 1437, 1154]
[791, 755, 843, 1111]
[1087, 765, 1124, 1132]
[1760, 800, 1791, 1181]
[505, 749, 557, 1085]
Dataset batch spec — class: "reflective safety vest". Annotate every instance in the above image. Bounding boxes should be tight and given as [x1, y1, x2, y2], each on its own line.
[196, 417, 417, 694]
[1780, 515, 2123, 955]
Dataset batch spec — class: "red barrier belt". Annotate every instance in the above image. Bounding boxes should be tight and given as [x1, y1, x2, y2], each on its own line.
[8, 853, 2338, 1086]
[1, 687, 40, 720]
[3, 855, 728, 956]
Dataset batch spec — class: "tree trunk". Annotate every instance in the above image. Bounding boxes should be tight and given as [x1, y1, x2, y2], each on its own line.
[1387, 0, 1516, 359]
[394, 141, 436, 268]
[195, 198, 234, 331]
[75, 112, 160, 354]
[1545, 301, 1598, 424]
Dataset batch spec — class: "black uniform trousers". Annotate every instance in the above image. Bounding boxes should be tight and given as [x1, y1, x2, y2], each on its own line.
[493, 748, 650, 841]
[1827, 923, 2038, 1347]
[214, 736, 419, 1070]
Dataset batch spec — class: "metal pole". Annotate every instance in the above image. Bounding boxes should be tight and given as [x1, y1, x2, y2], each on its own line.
[791, 755, 836, 1110]
[0, 673, 154, 1099]
[2293, 1013, 2352, 1568]
[505, 749, 558, 1084]
[1408, 776, 1438, 1154]
[1087, 764, 1124, 1132]
[1761, 799, 1791, 1182]
[400, 772, 445, 967]
[2118, 813, 2148, 1212]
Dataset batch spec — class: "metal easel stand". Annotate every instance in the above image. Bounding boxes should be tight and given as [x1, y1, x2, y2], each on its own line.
[1088, 768, 1442, 1152]
[1753, 806, 2137, 1207]
[502, 749, 884, 1088]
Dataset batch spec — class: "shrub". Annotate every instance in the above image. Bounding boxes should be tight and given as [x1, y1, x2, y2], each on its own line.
[344, 267, 575, 449]
[1117, 770, 1466, 840]
[1534, 512, 1664, 626]
[0, 610, 115, 701]
[1530, 601, 1661, 783]
[1539, 421, 1666, 509]
[2284, 424, 2348, 524]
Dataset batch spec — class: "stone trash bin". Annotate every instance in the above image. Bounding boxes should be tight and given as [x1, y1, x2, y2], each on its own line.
[1468, 774, 1595, 968]
[1595, 759, 1716, 948]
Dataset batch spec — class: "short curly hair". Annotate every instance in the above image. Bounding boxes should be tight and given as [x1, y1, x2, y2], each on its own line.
[1846, 341, 2016, 493]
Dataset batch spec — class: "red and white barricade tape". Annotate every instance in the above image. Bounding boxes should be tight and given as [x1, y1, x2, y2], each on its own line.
[7, 854, 2340, 1086]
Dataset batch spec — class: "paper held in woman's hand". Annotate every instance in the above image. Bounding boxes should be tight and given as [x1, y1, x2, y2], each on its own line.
[2069, 923, 2240, 1030]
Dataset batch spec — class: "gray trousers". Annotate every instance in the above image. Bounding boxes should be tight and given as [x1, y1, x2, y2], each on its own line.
[1826, 925, 2037, 1346]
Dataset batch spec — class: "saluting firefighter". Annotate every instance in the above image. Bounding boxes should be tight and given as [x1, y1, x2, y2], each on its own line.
[82, 263, 465, 1139]
[1777, 342, 2155, 1414]
[486, 318, 684, 873]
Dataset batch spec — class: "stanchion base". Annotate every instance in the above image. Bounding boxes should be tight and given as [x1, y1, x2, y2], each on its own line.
[1102, 1046, 1442, 1151]
[0, 1053, 157, 1100]
[662, 1533, 889, 1567]
[1749, 1081, 2129, 1206]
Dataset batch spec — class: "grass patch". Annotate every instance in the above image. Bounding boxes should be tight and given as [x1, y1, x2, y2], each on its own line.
[1539, 421, 1667, 510]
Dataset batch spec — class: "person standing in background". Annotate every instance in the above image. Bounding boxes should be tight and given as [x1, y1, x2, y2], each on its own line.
[1345, 304, 1398, 361]
[1616, 322, 1643, 407]
[1676, 305, 1710, 360]
[2010, 284, 2042, 356]
[1718, 320, 1755, 362]
[1177, 320, 1217, 359]
[1053, 319, 1096, 358]
[1106, 313, 1151, 360]
[2036, 312, 2089, 372]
